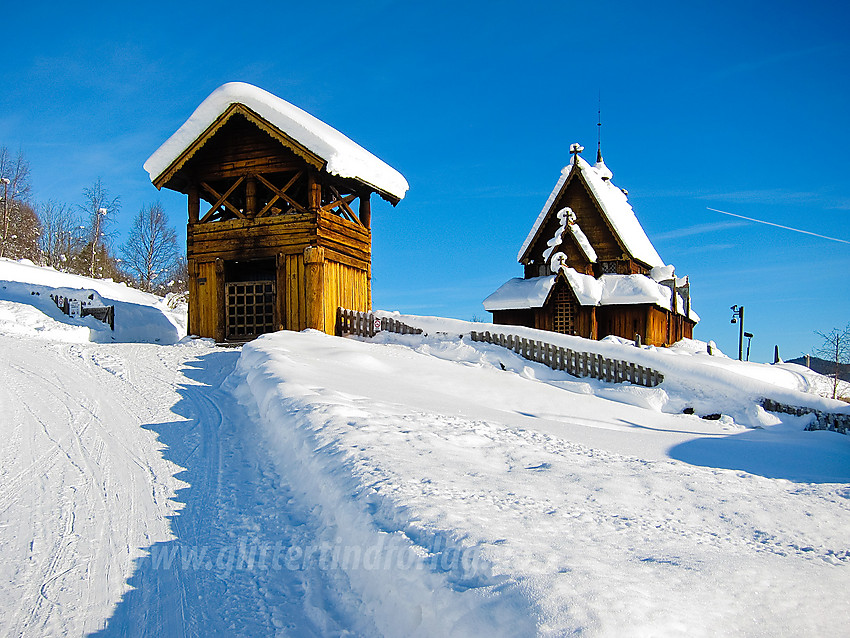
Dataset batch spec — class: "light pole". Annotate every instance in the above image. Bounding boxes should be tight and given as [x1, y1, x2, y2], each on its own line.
[744, 331, 754, 362]
[0, 177, 9, 259]
[730, 305, 745, 361]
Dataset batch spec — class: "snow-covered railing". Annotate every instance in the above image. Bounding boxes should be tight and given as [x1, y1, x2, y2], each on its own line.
[337, 308, 422, 338]
[50, 293, 115, 330]
[470, 330, 664, 388]
[761, 399, 850, 435]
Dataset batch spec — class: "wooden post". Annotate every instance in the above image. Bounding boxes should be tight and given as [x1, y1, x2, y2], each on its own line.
[187, 258, 197, 335]
[359, 191, 372, 229]
[246, 176, 257, 218]
[188, 185, 200, 224]
[215, 258, 225, 343]
[304, 245, 326, 332]
[276, 253, 286, 331]
[307, 169, 322, 211]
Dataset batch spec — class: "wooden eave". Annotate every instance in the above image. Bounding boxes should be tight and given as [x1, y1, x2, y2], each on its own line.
[574, 168, 654, 271]
[152, 102, 402, 206]
[152, 103, 325, 192]
[519, 164, 653, 271]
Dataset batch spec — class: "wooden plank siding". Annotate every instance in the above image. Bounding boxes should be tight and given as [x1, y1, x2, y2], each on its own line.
[159, 102, 390, 341]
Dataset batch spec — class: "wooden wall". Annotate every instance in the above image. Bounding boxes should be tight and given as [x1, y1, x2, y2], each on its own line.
[187, 210, 370, 340]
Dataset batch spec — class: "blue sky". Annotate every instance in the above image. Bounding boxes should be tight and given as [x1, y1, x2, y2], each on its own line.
[1, 1, 847, 362]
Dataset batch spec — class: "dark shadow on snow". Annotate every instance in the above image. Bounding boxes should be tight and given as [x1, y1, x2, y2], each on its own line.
[668, 426, 850, 484]
[90, 347, 367, 637]
[89, 348, 241, 637]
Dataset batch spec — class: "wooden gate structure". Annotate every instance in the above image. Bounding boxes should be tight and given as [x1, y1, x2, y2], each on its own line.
[144, 82, 408, 341]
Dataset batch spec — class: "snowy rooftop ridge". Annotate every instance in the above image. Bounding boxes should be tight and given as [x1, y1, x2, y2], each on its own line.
[518, 153, 664, 268]
[144, 82, 409, 201]
[483, 270, 698, 321]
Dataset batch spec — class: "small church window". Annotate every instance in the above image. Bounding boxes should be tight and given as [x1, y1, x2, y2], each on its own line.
[600, 260, 618, 274]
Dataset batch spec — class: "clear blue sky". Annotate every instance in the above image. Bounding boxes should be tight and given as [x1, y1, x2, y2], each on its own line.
[1, 1, 847, 362]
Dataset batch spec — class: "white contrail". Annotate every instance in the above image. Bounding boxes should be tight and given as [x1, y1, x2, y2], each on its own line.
[707, 207, 850, 245]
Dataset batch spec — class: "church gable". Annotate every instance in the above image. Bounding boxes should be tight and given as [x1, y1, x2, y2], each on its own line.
[523, 172, 627, 278]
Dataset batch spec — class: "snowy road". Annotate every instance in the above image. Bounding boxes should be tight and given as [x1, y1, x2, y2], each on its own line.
[0, 337, 368, 637]
[1, 327, 849, 636]
[0, 337, 186, 636]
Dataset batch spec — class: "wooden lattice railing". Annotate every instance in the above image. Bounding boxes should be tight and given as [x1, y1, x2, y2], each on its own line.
[470, 330, 664, 388]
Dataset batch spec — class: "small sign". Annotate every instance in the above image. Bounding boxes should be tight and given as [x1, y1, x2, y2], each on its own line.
[69, 299, 82, 318]
[373, 318, 382, 332]
[198, 277, 207, 285]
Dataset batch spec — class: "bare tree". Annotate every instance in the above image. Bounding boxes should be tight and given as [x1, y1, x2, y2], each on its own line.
[0, 146, 38, 260]
[814, 323, 850, 400]
[77, 178, 120, 278]
[121, 202, 179, 292]
[38, 200, 81, 269]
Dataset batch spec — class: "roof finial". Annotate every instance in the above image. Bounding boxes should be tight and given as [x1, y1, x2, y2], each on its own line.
[597, 91, 603, 163]
[569, 142, 584, 164]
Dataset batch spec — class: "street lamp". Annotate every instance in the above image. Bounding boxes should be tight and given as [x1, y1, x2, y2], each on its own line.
[744, 331, 754, 362]
[730, 305, 745, 361]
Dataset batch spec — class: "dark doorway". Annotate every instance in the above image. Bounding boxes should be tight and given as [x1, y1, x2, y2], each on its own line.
[224, 258, 276, 340]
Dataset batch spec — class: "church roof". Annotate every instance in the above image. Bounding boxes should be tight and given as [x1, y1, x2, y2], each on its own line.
[144, 82, 409, 202]
[517, 154, 663, 268]
[483, 271, 698, 321]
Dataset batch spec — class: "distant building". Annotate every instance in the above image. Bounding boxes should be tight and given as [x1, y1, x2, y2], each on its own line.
[145, 82, 407, 341]
[484, 144, 697, 346]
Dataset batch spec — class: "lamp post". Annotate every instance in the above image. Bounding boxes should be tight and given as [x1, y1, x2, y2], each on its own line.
[744, 331, 754, 362]
[730, 305, 745, 361]
[0, 177, 9, 259]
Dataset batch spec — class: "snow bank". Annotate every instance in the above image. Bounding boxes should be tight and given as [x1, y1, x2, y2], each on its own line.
[0, 259, 186, 343]
[374, 310, 850, 423]
[144, 82, 409, 201]
[228, 334, 538, 637]
[229, 329, 850, 636]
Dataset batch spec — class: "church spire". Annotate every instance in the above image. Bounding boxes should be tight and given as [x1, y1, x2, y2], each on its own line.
[596, 93, 603, 163]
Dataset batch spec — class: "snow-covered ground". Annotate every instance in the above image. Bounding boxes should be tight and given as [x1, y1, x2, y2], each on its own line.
[1, 260, 848, 636]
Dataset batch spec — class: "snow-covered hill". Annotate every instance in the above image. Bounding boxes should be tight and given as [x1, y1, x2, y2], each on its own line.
[1, 261, 848, 636]
[0, 258, 186, 343]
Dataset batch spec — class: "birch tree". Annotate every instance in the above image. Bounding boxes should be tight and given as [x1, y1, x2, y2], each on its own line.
[121, 202, 179, 292]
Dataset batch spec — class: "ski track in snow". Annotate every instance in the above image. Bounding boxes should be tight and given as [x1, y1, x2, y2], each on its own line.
[1, 324, 849, 636]
[0, 337, 372, 637]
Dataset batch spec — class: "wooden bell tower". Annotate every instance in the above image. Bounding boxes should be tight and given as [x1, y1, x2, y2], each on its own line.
[144, 83, 407, 342]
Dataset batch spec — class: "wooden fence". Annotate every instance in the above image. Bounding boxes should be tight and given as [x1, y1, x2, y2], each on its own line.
[337, 308, 422, 338]
[470, 330, 664, 388]
[337, 308, 850, 433]
[50, 294, 115, 330]
[761, 398, 850, 434]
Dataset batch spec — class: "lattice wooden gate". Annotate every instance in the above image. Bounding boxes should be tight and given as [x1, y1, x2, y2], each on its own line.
[553, 287, 575, 335]
[226, 280, 275, 339]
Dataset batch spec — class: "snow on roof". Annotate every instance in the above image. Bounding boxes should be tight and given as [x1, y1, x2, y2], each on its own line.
[517, 168, 569, 262]
[483, 268, 698, 320]
[144, 82, 409, 201]
[483, 276, 556, 311]
[517, 154, 664, 268]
